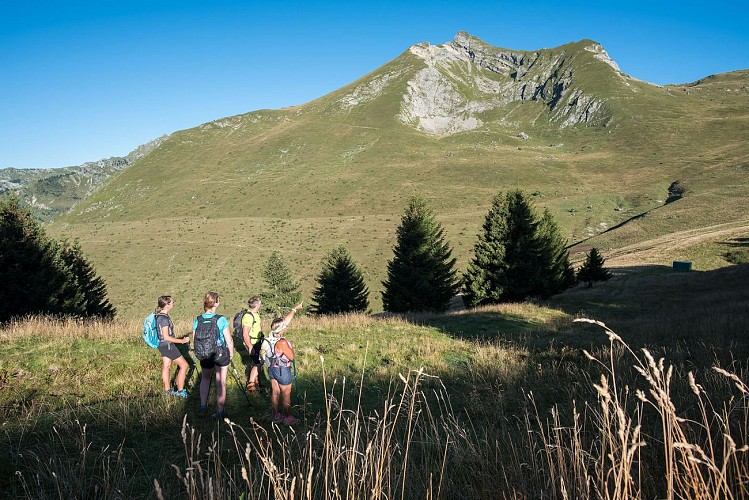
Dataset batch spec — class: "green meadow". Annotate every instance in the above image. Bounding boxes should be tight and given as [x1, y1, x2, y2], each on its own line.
[1, 263, 747, 497]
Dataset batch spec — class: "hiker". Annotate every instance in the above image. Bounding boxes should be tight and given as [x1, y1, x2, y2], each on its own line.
[241, 296, 264, 392]
[155, 295, 190, 398]
[263, 301, 304, 425]
[193, 291, 234, 419]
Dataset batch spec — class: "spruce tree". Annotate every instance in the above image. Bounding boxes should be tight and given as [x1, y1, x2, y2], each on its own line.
[0, 195, 67, 322]
[536, 209, 576, 297]
[463, 190, 574, 307]
[262, 251, 302, 316]
[382, 196, 458, 313]
[462, 193, 510, 308]
[58, 240, 116, 319]
[576, 247, 612, 288]
[311, 245, 369, 315]
[0, 195, 115, 322]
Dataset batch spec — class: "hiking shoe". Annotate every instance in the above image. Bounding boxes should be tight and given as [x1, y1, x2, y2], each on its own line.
[171, 389, 189, 399]
[161, 390, 171, 396]
[283, 415, 300, 426]
[198, 405, 208, 418]
[213, 410, 228, 421]
[272, 412, 283, 423]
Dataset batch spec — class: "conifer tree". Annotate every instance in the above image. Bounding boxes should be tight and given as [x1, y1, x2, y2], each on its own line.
[0, 195, 66, 321]
[262, 251, 302, 316]
[311, 245, 369, 315]
[58, 240, 116, 319]
[463, 190, 575, 307]
[0, 195, 115, 322]
[382, 196, 458, 313]
[536, 209, 576, 296]
[576, 247, 612, 288]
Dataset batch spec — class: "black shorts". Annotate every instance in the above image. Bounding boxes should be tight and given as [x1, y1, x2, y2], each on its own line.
[199, 346, 231, 369]
[249, 338, 263, 365]
[158, 343, 183, 361]
[235, 336, 263, 365]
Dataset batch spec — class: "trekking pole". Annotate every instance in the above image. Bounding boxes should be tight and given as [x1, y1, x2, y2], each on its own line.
[170, 339, 192, 389]
[292, 358, 300, 406]
[229, 358, 253, 406]
[185, 350, 200, 392]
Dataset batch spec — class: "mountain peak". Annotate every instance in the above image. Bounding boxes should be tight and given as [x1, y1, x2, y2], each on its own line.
[398, 32, 624, 135]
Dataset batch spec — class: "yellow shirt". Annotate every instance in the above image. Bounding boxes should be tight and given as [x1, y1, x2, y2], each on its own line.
[241, 311, 262, 344]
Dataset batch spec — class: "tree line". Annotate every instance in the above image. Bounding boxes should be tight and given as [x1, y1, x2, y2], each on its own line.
[295, 190, 610, 315]
[0, 190, 611, 322]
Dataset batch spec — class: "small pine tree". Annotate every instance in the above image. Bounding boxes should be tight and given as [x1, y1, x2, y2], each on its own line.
[262, 251, 302, 316]
[382, 196, 458, 313]
[311, 245, 369, 315]
[576, 247, 612, 288]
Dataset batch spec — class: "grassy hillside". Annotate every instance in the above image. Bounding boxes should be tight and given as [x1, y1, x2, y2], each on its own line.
[47, 34, 749, 318]
[0, 137, 166, 221]
[2, 264, 747, 497]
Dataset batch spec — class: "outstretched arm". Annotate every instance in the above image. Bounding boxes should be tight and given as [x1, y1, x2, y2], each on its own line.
[281, 301, 303, 328]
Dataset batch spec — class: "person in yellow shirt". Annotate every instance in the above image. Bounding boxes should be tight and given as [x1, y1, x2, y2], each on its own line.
[241, 296, 264, 392]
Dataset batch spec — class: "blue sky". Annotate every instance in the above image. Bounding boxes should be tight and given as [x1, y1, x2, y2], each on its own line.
[2, 0, 747, 169]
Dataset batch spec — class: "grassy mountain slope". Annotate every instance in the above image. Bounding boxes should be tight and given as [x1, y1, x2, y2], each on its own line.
[50, 33, 749, 317]
[0, 136, 167, 220]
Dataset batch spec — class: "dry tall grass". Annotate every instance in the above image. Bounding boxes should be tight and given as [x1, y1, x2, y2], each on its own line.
[150, 320, 747, 498]
[3, 316, 747, 498]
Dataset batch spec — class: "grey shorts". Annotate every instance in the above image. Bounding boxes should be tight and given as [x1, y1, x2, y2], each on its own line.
[268, 366, 293, 386]
[158, 343, 183, 361]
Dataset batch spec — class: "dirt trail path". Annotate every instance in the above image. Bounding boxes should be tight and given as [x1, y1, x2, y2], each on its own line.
[607, 219, 749, 266]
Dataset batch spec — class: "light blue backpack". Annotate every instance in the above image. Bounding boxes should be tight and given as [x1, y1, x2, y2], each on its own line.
[142, 313, 160, 349]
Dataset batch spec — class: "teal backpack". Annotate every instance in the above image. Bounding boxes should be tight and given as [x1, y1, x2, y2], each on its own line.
[142, 312, 160, 349]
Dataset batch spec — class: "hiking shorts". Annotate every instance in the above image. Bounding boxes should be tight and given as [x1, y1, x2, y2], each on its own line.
[268, 366, 293, 386]
[249, 339, 263, 365]
[199, 346, 231, 369]
[158, 343, 183, 361]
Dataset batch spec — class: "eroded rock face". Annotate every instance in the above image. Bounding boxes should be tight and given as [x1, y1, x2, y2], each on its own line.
[398, 32, 624, 135]
[398, 43, 484, 134]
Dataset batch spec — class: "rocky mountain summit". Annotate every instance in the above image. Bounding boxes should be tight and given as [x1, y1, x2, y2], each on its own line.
[397, 32, 634, 135]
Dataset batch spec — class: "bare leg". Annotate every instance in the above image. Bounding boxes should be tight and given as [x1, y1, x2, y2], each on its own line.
[161, 357, 172, 391]
[200, 367, 212, 406]
[270, 379, 281, 415]
[215, 366, 228, 413]
[248, 364, 259, 387]
[279, 384, 293, 417]
[174, 356, 189, 391]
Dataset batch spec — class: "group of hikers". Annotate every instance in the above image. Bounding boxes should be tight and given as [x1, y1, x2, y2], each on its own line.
[152, 292, 303, 426]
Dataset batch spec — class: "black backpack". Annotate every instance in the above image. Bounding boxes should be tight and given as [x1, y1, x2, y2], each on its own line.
[233, 309, 258, 346]
[232, 309, 248, 340]
[194, 314, 222, 360]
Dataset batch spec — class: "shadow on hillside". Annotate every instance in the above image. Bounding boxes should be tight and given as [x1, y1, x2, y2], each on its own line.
[0, 341, 555, 496]
[549, 263, 749, 354]
[720, 236, 749, 248]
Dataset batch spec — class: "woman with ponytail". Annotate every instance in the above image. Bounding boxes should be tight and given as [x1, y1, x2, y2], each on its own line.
[155, 296, 190, 398]
[192, 291, 233, 419]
